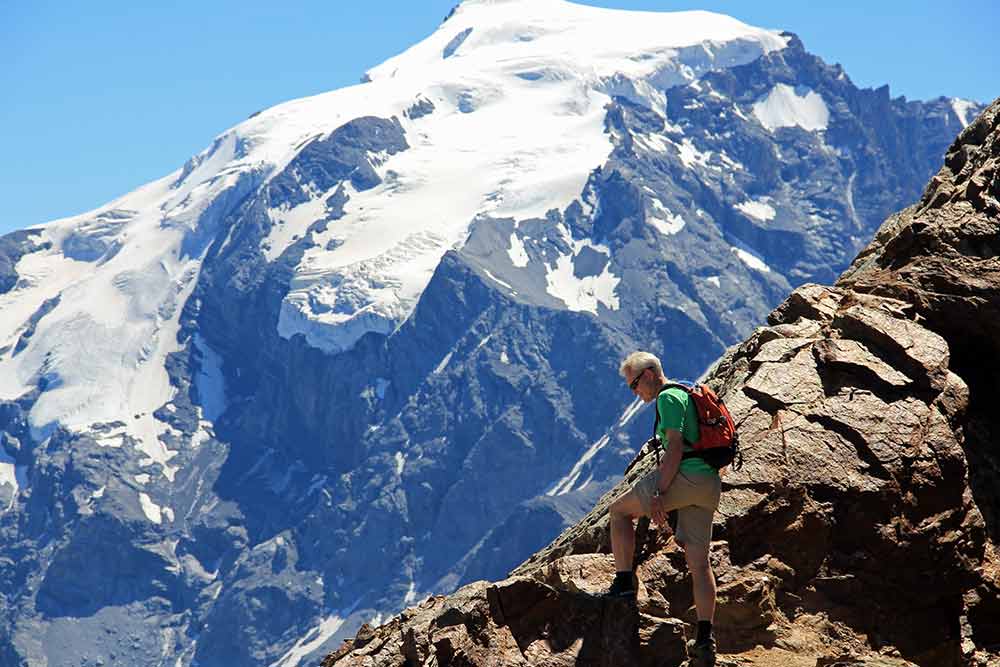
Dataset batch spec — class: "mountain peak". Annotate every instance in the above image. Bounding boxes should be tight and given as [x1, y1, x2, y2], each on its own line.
[366, 0, 789, 85]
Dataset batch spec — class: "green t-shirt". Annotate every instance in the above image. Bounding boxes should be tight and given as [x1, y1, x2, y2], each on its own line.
[656, 386, 719, 476]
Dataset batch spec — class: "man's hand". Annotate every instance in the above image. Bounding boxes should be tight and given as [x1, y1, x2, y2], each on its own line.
[650, 429, 684, 529]
[650, 492, 668, 527]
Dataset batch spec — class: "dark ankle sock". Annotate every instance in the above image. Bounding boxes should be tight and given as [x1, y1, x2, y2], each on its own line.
[614, 570, 634, 586]
[696, 620, 713, 644]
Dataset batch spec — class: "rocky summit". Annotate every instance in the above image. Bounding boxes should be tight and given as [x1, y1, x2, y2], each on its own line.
[323, 100, 1000, 667]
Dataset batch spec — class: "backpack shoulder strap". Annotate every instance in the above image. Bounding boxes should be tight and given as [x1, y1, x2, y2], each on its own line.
[652, 382, 689, 436]
[654, 382, 699, 449]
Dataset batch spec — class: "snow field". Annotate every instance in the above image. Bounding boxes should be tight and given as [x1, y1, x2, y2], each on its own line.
[735, 197, 777, 221]
[648, 199, 686, 235]
[543, 229, 620, 314]
[0, 449, 26, 510]
[752, 83, 830, 132]
[139, 492, 163, 524]
[258, 0, 788, 352]
[270, 614, 347, 667]
[276, 69, 615, 352]
[950, 98, 977, 128]
[0, 141, 232, 486]
[731, 246, 771, 273]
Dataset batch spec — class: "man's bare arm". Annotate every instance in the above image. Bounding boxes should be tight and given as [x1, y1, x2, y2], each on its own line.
[650, 429, 684, 526]
[658, 429, 684, 492]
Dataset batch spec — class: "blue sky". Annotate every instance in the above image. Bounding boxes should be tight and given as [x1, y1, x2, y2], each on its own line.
[1, 0, 996, 234]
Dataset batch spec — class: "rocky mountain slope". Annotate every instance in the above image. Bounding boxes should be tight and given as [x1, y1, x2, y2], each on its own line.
[324, 98, 1000, 667]
[0, 1, 987, 665]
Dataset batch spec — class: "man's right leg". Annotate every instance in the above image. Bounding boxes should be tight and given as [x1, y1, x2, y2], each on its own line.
[606, 491, 646, 597]
[609, 491, 645, 570]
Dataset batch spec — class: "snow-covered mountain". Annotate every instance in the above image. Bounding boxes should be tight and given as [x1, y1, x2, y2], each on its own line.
[0, 1, 983, 665]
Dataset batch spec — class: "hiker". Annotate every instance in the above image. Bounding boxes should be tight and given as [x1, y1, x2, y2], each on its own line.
[607, 351, 722, 666]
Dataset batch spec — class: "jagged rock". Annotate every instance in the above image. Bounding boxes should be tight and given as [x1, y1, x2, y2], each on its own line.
[766, 283, 844, 326]
[830, 304, 950, 390]
[325, 100, 1000, 667]
[811, 339, 912, 389]
[323, 574, 686, 667]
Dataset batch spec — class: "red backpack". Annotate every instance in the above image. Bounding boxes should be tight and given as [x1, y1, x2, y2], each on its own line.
[652, 382, 742, 471]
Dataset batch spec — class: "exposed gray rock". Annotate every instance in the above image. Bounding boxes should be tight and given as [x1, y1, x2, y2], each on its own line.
[404, 97, 435, 120]
[61, 209, 133, 262]
[12, 295, 59, 355]
[443, 27, 473, 58]
[266, 116, 408, 208]
[0, 230, 48, 294]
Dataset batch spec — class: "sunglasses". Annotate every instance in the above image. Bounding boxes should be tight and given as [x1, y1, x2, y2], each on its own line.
[628, 367, 650, 391]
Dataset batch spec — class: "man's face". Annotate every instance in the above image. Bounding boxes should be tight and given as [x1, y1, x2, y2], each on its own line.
[626, 366, 657, 403]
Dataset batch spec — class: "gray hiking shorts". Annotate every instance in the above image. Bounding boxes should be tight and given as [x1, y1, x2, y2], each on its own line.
[633, 468, 722, 549]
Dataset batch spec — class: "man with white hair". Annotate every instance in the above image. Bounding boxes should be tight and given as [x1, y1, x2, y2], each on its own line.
[608, 351, 722, 666]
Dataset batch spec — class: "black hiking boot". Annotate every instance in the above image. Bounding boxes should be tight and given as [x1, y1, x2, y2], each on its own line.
[602, 572, 636, 599]
[686, 637, 716, 667]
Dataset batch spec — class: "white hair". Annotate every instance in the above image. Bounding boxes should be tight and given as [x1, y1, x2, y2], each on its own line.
[619, 351, 663, 380]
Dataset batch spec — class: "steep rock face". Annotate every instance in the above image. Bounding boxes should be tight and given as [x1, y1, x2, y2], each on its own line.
[661, 33, 968, 286]
[838, 100, 1000, 547]
[325, 100, 1000, 667]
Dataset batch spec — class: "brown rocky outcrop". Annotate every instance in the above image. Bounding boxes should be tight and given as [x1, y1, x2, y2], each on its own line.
[324, 100, 1000, 667]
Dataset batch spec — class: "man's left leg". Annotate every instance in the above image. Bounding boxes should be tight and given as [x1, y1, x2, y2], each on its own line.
[672, 478, 720, 666]
[683, 540, 717, 665]
[684, 541, 716, 624]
